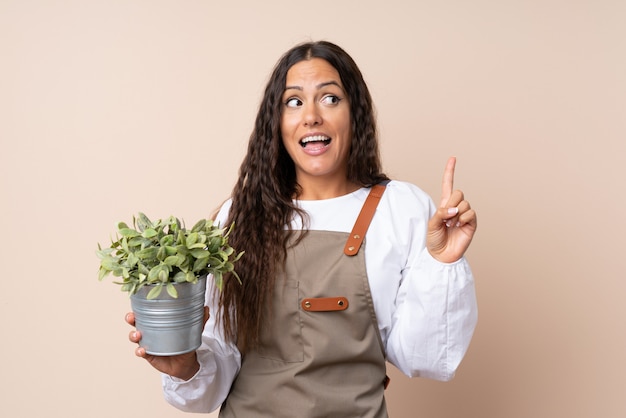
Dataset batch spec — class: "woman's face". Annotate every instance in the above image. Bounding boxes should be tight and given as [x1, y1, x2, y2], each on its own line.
[280, 58, 352, 191]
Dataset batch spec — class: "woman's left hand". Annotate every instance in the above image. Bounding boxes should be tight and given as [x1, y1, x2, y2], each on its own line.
[427, 157, 477, 263]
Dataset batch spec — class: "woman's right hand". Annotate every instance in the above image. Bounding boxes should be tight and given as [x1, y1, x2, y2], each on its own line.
[125, 308, 210, 381]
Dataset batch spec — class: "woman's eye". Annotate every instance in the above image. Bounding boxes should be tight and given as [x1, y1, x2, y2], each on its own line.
[321, 95, 341, 105]
[285, 98, 302, 108]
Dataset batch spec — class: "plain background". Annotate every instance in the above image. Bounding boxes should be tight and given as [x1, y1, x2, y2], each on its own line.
[1, 1, 624, 417]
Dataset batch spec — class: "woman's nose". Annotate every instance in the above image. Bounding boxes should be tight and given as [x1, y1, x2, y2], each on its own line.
[303, 103, 322, 126]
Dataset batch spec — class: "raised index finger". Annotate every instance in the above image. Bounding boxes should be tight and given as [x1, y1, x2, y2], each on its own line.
[439, 156, 456, 207]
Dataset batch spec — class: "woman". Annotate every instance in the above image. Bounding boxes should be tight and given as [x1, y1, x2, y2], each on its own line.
[127, 41, 478, 417]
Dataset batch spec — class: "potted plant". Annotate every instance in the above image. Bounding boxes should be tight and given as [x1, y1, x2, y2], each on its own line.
[97, 212, 243, 355]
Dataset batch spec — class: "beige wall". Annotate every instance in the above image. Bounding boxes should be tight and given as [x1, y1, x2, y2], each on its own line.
[1, 1, 624, 417]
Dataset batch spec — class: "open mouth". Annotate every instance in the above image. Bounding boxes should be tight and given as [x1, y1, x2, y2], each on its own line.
[299, 135, 331, 148]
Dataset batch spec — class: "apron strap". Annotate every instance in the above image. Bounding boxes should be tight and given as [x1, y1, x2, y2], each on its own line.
[343, 181, 392, 389]
[343, 181, 389, 256]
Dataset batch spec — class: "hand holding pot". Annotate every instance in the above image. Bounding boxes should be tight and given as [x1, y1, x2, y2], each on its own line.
[126, 308, 210, 381]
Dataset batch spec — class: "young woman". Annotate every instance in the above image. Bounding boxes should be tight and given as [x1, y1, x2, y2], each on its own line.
[127, 41, 478, 417]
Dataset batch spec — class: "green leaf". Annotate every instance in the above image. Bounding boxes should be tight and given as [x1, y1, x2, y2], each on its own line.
[160, 235, 175, 247]
[208, 240, 222, 254]
[214, 271, 223, 291]
[191, 219, 206, 233]
[206, 255, 222, 266]
[164, 245, 177, 256]
[136, 247, 158, 261]
[121, 236, 130, 252]
[176, 230, 185, 245]
[98, 267, 109, 281]
[136, 213, 153, 232]
[207, 228, 225, 238]
[138, 263, 150, 276]
[100, 257, 120, 271]
[175, 245, 189, 256]
[118, 228, 140, 238]
[148, 264, 170, 283]
[121, 283, 134, 293]
[128, 236, 148, 248]
[168, 216, 182, 232]
[186, 232, 199, 248]
[173, 271, 187, 283]
[142, 228, 158, 238]
[95, 248, 114, 259]
[164, 255, 182, 266]
[179, 257, 190, 272]
[193, 257, 208, 272]
[146, 285, 163, 300]
[127, 253, 139, 268]
[190, 248, 209, 258]
[166, 283, 178, 298]
[147, 265, 161, 282]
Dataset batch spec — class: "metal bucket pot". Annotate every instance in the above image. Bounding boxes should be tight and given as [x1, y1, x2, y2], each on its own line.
[130, 276, 207, 356]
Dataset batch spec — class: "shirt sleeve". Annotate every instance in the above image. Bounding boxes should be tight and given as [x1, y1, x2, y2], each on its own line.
[384, 185, 478, 381]
[161, 335, 241, 412]
[161, 200, 242, 412]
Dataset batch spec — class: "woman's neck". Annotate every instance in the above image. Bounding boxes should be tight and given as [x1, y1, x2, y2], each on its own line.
[295, 177, 361, 200]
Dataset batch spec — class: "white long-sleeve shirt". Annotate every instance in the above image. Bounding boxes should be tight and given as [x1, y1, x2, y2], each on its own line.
[162, 180, 478, 413]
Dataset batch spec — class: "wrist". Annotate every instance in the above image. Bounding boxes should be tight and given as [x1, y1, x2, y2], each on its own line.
[174, 353, 201, 381]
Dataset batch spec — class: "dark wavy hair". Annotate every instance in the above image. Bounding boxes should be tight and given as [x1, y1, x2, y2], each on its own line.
[218, 41, 389, 352]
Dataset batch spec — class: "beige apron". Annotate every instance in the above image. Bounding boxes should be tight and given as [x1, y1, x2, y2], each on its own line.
[220, 185, 389, 418]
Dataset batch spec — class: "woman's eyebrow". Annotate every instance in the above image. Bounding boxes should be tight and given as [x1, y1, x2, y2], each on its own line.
[316, 80, 342, 89]
[284, 80, 343, 91]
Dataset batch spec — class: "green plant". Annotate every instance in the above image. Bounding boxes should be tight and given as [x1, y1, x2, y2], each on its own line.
[97, 213, 243, 299]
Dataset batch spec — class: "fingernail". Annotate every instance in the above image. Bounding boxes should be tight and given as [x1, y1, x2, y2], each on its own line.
[447, 207, 459, 215]
[446, 220, 453, 228]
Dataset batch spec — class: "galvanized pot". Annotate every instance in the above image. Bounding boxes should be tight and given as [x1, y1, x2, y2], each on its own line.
[130, 276, 207, 356]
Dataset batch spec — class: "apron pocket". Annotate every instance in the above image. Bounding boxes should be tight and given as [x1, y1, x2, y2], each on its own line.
[257, 279, 304, 363]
